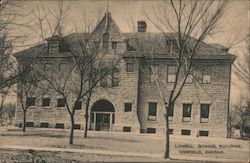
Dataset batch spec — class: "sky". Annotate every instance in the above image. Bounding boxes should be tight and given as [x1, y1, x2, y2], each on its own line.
[5, 0, 250, 104]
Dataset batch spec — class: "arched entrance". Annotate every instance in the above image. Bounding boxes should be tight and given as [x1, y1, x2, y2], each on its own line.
[90, 100, 115, 131]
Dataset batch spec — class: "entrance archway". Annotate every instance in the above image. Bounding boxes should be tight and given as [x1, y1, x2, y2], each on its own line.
[90, 100, 115, 131]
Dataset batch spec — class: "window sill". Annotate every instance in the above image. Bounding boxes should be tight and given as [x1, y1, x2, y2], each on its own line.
[182, 117, 191, 122]
[41, 106, 50, 109]
[200, 118, 209, 123]
[57, 107, 66, 109]
[28, 106, 36, 109]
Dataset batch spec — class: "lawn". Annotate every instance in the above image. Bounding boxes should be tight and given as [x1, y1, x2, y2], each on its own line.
[0, 127, 249, 162]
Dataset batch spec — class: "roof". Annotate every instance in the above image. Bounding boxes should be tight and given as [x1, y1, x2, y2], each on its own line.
[15, 13, 236, 61]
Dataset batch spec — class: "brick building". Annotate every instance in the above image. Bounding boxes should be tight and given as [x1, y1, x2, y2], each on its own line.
[15, 13, 235, 137]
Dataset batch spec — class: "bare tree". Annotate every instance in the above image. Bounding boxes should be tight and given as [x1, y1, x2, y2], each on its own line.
[140, 0, 229, 159]
[16, 58, 48, 132]
[233, 96, 250, 138]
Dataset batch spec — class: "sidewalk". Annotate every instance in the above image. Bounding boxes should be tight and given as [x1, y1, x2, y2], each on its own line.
[0, 144, 248, 163]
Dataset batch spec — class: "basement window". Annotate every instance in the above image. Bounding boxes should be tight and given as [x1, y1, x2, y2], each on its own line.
[123, 126, 131, 132]
[73, 124, 81, 130]
[147, 128, 156, 134]
[26, 122, 34, 127]
[40, 123, 49, 128]
[181, 129, 191, 135]
[55, 123, 64, 129]
[199, 130, 209, 136]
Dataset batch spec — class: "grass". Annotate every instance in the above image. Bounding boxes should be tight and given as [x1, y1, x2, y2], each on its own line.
[0, 127, 249, 162]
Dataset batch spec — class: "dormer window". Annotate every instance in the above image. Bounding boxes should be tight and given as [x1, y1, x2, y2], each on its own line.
[103, 33, 109, 49]
[49, 42, 58, 53]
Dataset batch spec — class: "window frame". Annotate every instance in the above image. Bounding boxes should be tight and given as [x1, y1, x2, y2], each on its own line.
[49, 42, 58, 53]
[57, 98, 66, 108]
[112, 41, 117, 49]
[167, 65, 176, 83]
[182, 104, 192, 122]
[202, 66, 212, 84]
[26, 97, 36, 107]
[149, 65, 159, 83]
[74, 101, 82, 110]
[126, 63, 135, 73]
[181, 129, 191, 135]
[200, 104, 210, 123]
[148, 102, 157, 121]
[103, 33, 109, 49]
[124, 103, 132, 112]
[42, 98, 51, 107]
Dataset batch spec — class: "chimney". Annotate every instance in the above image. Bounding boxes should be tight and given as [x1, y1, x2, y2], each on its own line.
[137, 20, 147, 32]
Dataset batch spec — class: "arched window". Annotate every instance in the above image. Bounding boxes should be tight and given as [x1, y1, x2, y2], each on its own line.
[103, 33, 109, 49]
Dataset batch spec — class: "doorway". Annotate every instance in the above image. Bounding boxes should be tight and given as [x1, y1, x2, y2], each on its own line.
[91, 100, 115, 131]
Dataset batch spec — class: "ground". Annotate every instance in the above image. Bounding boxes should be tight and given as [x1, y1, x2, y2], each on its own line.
[0, 127, 249, 162]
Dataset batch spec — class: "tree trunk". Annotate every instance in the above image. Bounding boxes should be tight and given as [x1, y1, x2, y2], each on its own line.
[22, 110, 26, 132]
[69, 116, 74, 144]
[84, 113, 89, 138]
[163, 104, 170, 159]
[84, 97, 91, 139]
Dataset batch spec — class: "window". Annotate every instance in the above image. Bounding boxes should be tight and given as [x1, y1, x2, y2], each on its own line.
[50, 42, 58, 53]
[166, 40, 173, 54]
[199, 130, 209, 136]
[168, 103, 174, 117]
[73, 124, 81, 130]
[42, 98, 50, 107]
[26, 97, 35, 107]
[167, 65, 176, 83]
[124, 103, 132, 112]
[183, 104, 192, 122]
[91, 113, 94, 123]
[126, 63, 134, 72]
[150, 65, 159, 83]
[59, 63, 67, 72]
[57, 98, 66, 108]
[123, 126, 131, 132]
[202, 66, 212, 84]
[169, 129, 173, 135]
[200, 104, 210, 123]
[112, 114, 115, 124]
[112, 42, 117, 49]
[147, 128, 156, 133]
[100, 76, 108, 87]
[44, 63, 51, 72]
[148, 102, 157, 121]
[74, 101, 82, 110]
[112, 68, 119, 87]
[40, 123, 49, 128]
[55, 123, 64, 129]
[26, 122, 34, 127]
[137, 21, 147, 32]
[103, 33, 109, 49]
[181, 129, 191, 135]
